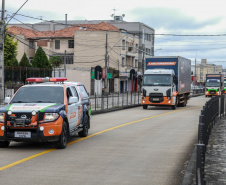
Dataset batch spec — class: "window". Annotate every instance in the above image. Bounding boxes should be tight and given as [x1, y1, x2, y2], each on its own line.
[78, 85, 89, 99]
[122, 57, 125, 67]
[135, 59, 138, 68]
[29, 41, 34, 49]
[66, 56, 73, 64]
[59, 55, 74, 64]
[55, 40, 60, 49]
[122, 40, 125, 50]
[68, 40, 74, 48]
[71, 86, 79, 99]
[135, 44, 138, 53]
[66, 87, 73, 103]
[29, 57, 33, 64]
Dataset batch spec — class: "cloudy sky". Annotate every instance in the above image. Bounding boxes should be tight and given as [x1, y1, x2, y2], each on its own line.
[4, 0, 226, 68]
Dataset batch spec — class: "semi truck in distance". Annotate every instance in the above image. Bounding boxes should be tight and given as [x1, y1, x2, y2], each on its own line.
[205, 74, 224, 97]
[141, 56, 191, 110]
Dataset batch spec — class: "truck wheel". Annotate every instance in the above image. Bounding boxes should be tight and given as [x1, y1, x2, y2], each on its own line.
[0, 141, 10, 148]
[143, 105, 148, 109]
[78, 114, 89, 137]
[181, 98, 187, 107]
[172, 98, 178, 110]
[56, 121, 68, 149]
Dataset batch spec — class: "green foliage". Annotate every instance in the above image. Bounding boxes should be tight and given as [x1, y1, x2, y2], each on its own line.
[108, 67, 118, 77]
[19, 53, 31, 67]
[32, 46, 52, 70]
[4, 33, 18, 66]
[49, 56, 62, 68]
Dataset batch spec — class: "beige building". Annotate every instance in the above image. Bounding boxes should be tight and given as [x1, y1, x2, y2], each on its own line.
[8, 22, 139, 94]
[192, 59, 222, 84]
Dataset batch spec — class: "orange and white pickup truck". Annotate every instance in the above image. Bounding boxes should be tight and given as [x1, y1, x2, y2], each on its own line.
[0, 77, 91, 149]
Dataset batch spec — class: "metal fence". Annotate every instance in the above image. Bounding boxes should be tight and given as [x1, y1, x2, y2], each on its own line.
[4, 66, 52, 95]
[90, 91, 141, 114]
[196, 95, 226, 185]
[191, 88, 205, 95]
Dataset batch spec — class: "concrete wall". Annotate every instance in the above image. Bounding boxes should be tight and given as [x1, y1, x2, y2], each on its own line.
[15, 35, 35, 62]
[66, 67, 91, 93]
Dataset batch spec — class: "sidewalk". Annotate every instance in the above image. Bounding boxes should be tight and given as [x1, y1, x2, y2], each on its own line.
[204, 116, 226, 184]
[182, 116, 226, 185]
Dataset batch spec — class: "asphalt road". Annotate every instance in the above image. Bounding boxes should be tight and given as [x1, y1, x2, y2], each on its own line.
[0, 96, 208, 185]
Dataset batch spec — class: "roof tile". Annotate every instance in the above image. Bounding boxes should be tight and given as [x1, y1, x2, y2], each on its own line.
[8, 22, 119, 39]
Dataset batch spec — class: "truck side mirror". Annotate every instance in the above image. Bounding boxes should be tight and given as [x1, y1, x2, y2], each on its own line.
[142, 88, 146, 97]
[173, 76, 178, 85]
[69, 97, 78, 104]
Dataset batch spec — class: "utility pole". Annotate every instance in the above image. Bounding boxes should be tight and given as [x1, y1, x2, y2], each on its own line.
[195, 58, 196, 85]
[0, 0, 5, 103]
[104, 32, 108, 94]
[64, 50, 66, 77]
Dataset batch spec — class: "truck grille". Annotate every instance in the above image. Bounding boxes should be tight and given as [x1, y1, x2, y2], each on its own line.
[15, 113, 32, 119]
[149, 93, 164, 103]
[13, 112, 44, 121]
[210, 90, 216, 94]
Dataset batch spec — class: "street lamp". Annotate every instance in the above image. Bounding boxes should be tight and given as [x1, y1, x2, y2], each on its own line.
[152, 48, 163, 56]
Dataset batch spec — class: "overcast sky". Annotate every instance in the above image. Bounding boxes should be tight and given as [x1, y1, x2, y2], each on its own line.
[4, 0, 226, 68]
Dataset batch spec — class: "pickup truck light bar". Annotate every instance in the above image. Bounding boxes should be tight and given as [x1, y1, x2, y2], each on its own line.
[26, 77, 67, 82]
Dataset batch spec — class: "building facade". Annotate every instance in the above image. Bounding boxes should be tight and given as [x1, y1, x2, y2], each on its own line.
[191, 59, 223, 85]
[8, 22, 139, 94]
[9, 15, 155, 76]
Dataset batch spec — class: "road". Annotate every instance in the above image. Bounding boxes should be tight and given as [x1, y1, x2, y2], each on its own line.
[0, 95, 208, 185]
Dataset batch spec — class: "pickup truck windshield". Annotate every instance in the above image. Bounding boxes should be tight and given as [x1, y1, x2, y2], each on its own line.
[143, 74, 171, 86]
[10, 86, 64, 104]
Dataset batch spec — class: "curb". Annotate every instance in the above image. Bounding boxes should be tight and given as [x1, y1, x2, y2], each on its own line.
[181, 145, 197, 185]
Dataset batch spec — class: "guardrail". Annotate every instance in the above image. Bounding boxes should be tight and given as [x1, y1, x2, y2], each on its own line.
[90, 91, 141, 114]
[196, 95, 226, 185]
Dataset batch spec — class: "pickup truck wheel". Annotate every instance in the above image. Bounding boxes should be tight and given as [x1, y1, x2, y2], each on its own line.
[78, 114, 89, 137]
[0, 141, 10, 148]
[143, 105, 148, 109]
[56, 121, 68, 149]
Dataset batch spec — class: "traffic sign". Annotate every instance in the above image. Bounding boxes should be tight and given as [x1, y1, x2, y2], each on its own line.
[95, 65, 102, 80]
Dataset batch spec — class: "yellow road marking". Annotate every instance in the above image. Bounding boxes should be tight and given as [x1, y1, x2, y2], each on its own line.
[0, 106, 198, 171]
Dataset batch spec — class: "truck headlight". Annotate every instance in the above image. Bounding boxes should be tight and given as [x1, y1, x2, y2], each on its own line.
[44, 113, 59, 122]
[0, 113, 4, 123]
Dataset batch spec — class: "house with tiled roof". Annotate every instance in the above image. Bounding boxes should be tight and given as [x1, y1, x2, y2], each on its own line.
[8, 22, 139, 94]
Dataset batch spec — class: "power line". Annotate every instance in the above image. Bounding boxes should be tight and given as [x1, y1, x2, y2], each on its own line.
[6, 0, 29, 25]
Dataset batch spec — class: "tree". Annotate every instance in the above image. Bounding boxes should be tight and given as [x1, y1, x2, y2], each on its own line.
[49, 56, 62, 68]
[19, 53, 31, 83]
[4, 33, 18, 66]
[19, 53, 31, 67]
[32, 46, 52, 69]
